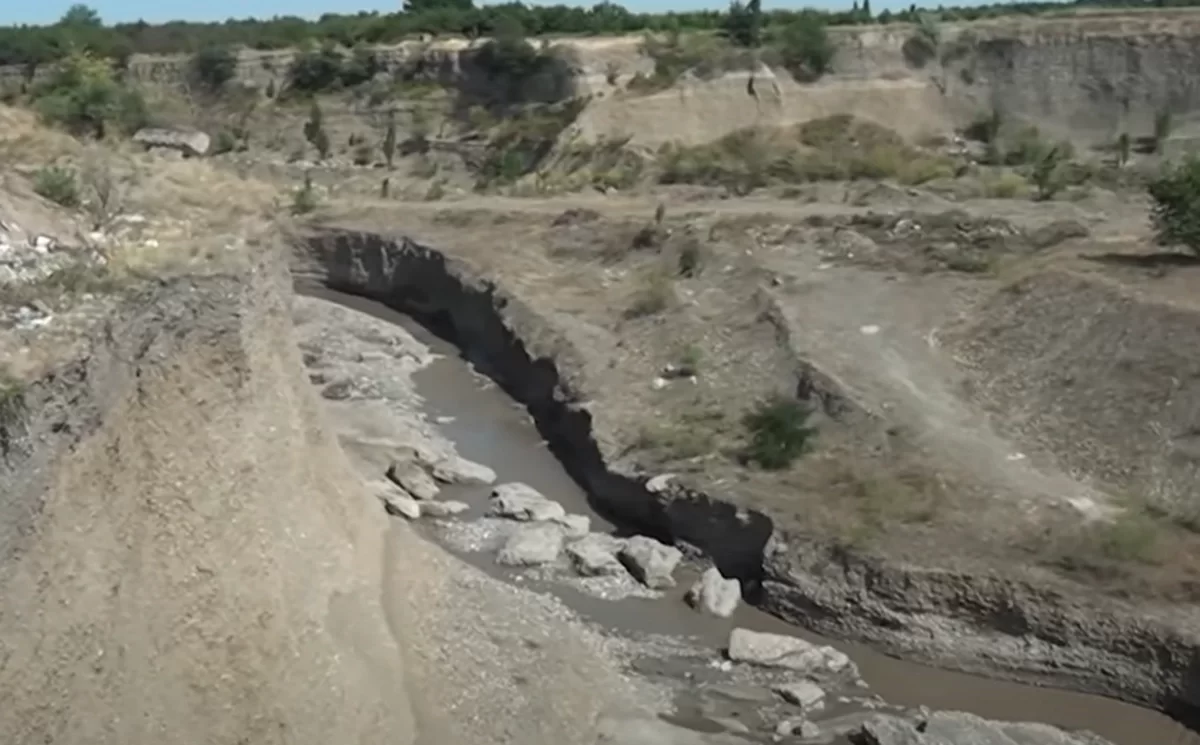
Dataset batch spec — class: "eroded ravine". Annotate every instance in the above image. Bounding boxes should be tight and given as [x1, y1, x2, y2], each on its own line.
[298, 284, 1198, 745]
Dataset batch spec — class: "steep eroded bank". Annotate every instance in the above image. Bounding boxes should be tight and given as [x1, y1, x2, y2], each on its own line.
[291, 226, 1200, 736]
[0, 250, 420, 744]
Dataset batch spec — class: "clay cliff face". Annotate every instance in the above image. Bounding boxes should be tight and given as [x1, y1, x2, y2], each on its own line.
[6, 12, 1200, 147]
[4, 13, 1199, 150]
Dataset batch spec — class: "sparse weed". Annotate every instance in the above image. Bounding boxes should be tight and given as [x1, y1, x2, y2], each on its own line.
[658, 116, 955, 193]
[291, 171, 318, 214]
[0, 368, 24, 427]
[410, 156, 439, 179]
[982, 170, 1028, 199]
[678, 343, 703, 372]
[676, 237, 704, 277]
[624, 266, 674, 318]
[634, 396, 726, 461]
[1055, 509, 1163, 575]
[741, 394, 816, 470]
[1148, 156, 1200, 254]
[424, 178, 447, 201]
[33, 165, 80, 207]
[80, 156, 129, 230]
[353, 142, 373, 166]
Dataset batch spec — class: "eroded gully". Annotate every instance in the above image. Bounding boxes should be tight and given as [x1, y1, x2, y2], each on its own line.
[304, 287, 1197, 745]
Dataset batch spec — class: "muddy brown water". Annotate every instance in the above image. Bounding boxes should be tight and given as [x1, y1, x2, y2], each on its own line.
[308, 288, 1198, 745]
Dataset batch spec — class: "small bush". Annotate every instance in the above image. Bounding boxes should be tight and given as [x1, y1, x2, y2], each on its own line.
[1148, 157, 1200, 254]
[982, 171, 1028, 198]
[963, 108, 1002, 145]
[1030, 145, 1067, 201]
[33, 165, 80, 207]
[190, 45, 237, 92]
[291, 172, 318, 215]
[0, 368, 24, 426]
[303, 100, 330, 160]
[212, 129, 239, 154]
[742, 394, 816, 469]
[79, 156, 128, 230]
[624, 268, 674, 318]
[289, 44, 347, 94]
[677, 237, 703, 277]
[902, 15, 940, 68]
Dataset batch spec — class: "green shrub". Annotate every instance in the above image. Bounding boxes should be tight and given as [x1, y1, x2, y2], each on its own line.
[289, 44, 346, 94]
[742, 394, 816, 469]
[33, 165, 81, 207]
[189, 45, 237, 91]
[303, 99, 330, 159]
[212, 129, 239, 154]
[773, 12, 835, 81]
[33, 51, 147, 138]
[902, 15, 940, 68]
[1030, 145, 1067, 201]
[1148, 157, 1200, 254]
[476, 100, 585, 188]
[723, 0, 763, 48]
[339, 46, 381, 88]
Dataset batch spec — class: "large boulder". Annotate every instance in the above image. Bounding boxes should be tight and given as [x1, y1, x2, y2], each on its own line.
[489, 482, 567, 522]
[375, 481, 421, 519]
[773, 680, 825, 710]
[553, 513, 591, 539]
[619, 535, 682, 589]
[855, 712, 1115, 745]
[726, 628, 851, 674]
[132, 127, 211, 157]
[386, 459, 440, 500]
[496, 523, 565, 566]
[685, 567, 741, 618]
[566, 533, 628, 576]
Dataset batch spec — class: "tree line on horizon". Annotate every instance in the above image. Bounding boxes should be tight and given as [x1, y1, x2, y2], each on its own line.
[0, 0, 1187, 71]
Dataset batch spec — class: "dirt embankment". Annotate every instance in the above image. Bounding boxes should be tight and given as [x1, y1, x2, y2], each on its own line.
[292, 226, 1200, 729]
[0, 249, 422, 743]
